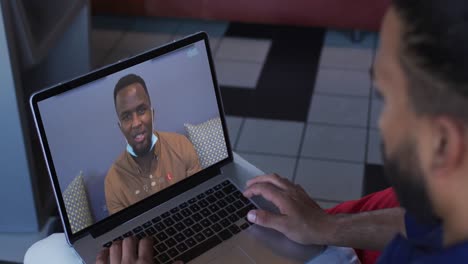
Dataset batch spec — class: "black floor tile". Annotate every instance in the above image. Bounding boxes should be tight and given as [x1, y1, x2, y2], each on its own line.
[220, 87, 254, 117]
[221, 23, 325, 122]
[363, 164, 390, 196]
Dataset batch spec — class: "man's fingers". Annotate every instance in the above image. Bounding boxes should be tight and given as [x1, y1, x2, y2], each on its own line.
[122, 237, 137, 262]
[247, 209, 287, 233]
[246, 174, 292, 191]
[109, 240, 122, 264]
[95, 248, 109, 264]
[243, 182, 289, 212]
[138, 237, 154, 261]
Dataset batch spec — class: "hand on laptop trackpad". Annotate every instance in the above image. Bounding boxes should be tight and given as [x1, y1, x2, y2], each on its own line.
[207, 246, 254, 264]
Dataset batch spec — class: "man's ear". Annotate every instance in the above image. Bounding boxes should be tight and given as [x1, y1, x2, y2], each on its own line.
[432, 117, 465, 176]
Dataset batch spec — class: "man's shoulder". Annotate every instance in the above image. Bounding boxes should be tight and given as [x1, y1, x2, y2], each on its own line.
[106, 152, 128, 181]
[157, 131, 196, 157]
[158, 131, 191, 145]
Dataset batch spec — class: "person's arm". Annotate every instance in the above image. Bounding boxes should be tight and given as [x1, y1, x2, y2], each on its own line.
[105, 171, 126, 215]
[327, 207, 405, 250]
[243, 174, 405, 251]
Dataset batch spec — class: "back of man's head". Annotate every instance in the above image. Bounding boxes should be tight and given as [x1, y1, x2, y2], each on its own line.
[393, 0, 468, 124]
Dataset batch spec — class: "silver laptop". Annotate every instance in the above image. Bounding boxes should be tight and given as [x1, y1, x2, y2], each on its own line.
[30, 32, 323, 263]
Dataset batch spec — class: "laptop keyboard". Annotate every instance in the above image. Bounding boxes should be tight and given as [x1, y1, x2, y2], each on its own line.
[103, 180, 257, 264]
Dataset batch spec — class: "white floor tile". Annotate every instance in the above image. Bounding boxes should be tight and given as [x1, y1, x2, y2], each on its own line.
[314, 68, 371, 97]
[225, 116, 244, 147]
[209, 37, 221, 55]
[215, 60, 263, 89]
[295, 159, 364, 201]
[216, 37, 272, 63]
[301, 124, 367, 162]
[238, 153, 297, 180]
[370, 97, 383, 129]
[104, 32, 173, 65]
[91, 29, 124, 67]
[367, 129, 383, 165]
[237, 118, 304, 156]
[308, 95, 369, 127]
[319, 47, 374, 70]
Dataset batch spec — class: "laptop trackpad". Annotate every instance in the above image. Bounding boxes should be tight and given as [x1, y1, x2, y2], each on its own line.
[207, 246, 255, 264]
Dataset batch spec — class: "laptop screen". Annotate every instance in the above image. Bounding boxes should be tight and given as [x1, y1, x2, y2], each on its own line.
[35, 36, 230, 234]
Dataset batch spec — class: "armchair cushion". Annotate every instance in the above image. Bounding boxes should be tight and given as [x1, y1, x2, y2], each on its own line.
[63, 173, 93, 233]
[184, 117, 228, 168]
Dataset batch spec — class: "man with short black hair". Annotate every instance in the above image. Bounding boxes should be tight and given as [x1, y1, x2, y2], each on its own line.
[105, 74, 202, 215]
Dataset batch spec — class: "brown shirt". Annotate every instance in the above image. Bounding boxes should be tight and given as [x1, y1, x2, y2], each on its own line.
[105, 131, 202, 215]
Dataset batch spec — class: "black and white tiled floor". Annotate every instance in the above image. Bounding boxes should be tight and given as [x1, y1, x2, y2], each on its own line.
[92, 16, 386, 209]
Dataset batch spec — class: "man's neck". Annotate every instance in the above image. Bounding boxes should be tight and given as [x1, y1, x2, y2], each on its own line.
[133, 151, 153, 173]
[441, 166, 468, 247]
[443, 222, 468, 247]
[442, 196, 468, 247]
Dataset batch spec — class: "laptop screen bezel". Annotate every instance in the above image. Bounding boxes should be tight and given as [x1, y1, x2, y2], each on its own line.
[30, 32, 234, 243]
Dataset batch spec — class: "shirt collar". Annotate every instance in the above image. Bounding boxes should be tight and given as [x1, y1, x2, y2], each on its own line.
[125, 131, 161, 175]
[378, 213, 468, 263]
[405, 212, 443, 250]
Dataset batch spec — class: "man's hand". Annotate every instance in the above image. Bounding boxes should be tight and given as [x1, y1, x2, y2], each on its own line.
[96, 237, 153, 264]
[243, 174, 336, 245]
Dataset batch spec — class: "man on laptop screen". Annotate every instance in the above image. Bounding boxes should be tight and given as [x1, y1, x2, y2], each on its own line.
[106, 74, 202, 214]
